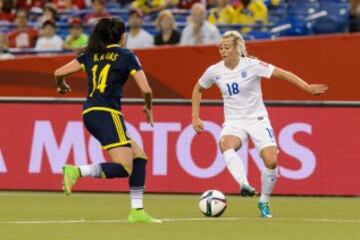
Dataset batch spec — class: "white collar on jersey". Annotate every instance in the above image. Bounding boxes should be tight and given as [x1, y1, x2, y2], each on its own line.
[223, 58, 243, 71]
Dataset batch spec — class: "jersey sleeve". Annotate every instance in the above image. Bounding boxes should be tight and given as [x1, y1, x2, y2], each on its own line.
[198, 66, 216, 89]
[76, 54, 87, 71]
[254, 59, 275, 79]
[127, 51, 143, 77]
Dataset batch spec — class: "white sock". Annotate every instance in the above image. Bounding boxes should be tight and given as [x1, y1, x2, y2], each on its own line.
[223, 149, 249, 187]
[260, 167, 278, 203]
[130, 187, 144, 209]
[78, 164, 102, 178]
[78, 165, 92, 177]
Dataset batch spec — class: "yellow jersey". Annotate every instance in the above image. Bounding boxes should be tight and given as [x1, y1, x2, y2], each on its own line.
[208, 5, 236, 24]
[131, 0, 167, 14]
[233, 0, 268, 32]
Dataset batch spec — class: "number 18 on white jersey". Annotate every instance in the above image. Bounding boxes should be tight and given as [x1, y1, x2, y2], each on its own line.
[198, 57, 275, 121]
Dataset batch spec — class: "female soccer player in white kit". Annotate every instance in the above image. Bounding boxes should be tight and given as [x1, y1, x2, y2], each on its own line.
[192, 31, 328, 218]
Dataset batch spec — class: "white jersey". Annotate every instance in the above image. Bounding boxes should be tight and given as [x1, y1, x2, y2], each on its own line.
[198, 57, 275, 121]
[35, 35, 64, 51]
[180, 21, 221, 45]
[126, 29, 154, 49]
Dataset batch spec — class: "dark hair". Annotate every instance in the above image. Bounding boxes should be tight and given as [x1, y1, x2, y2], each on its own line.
[2, 0, 14, 13]
[83, 17, 125, 54]
[91, 0, 105, 5]
[44, 4, 58, 19]
[42, 20, 57, 29]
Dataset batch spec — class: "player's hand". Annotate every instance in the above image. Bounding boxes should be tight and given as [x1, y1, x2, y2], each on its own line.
[143, 106, 154, 127]
[192, 117, 204, 133]
[57, 82, 71, 94]
[306, 84, 329, 95]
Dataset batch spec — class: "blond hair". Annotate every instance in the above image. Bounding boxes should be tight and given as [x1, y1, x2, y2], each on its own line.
[221, 31, 248, 57]
[155, 10, 177, 30]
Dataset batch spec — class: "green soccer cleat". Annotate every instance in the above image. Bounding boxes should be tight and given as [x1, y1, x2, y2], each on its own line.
[258, 201, 272, 218]
[62, 165, 80, 196]
[240, 184, 257, 197]
[128, 209, 162, 223]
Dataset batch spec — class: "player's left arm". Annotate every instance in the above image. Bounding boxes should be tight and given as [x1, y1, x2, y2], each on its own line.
[272, 67, 329, 95]
[132, 70, 154, 126]
[54, 59, 83, 94]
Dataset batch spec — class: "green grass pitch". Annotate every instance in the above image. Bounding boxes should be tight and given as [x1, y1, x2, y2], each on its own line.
[1, 191, 359, 240]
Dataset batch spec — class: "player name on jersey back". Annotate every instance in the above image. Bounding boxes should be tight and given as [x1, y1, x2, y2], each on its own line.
[93, 52, 119, 62]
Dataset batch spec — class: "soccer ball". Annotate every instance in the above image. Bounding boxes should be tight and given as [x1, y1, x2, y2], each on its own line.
[199, 190, 227, 217]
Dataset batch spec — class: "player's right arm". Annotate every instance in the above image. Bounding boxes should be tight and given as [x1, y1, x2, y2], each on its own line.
[192, 83, 205, 133]
[54, 59, 83, 94]
[192, 65, 215, 133]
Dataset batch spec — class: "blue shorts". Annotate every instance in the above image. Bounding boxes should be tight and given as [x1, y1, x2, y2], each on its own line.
[83, 107, 131, 150]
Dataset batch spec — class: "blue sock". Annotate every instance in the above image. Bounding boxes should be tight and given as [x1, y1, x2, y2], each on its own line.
[100, 162, 130, 178]
[129, 157, 147, 209]
[129, 158, 147, 187]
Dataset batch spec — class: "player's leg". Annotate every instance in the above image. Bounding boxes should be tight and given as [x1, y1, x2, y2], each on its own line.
[219, 135, 246, 185]
[129, 141, 147, 210]
[219, 123, 256, 196]
[63, 145, 133, 195]
[248, 118, 278, 218]
[258, 146, 278, 218]
[260, 146, 278, 200]
[127, 140, 161, 223]
[63, 111, 133, 195]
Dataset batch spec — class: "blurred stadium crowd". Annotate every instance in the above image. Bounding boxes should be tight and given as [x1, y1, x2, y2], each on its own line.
[0, 0, 359, 58]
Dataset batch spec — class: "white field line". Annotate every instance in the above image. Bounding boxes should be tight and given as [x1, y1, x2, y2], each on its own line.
[4, 217, 360, 225]
[0, 192, 358, 202]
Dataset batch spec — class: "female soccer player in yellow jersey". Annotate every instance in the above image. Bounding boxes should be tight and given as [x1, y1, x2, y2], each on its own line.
[54, 17, 160, 223]
[192, 31, 329, 218]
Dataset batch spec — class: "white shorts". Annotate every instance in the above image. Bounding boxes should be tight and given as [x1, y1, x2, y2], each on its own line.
[220, 116, 277, 153]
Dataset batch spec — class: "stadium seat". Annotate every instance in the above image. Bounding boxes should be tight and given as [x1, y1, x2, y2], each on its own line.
[320, 0, 348, 2]
[58, 11, 80, 23]
[171, 9, 190, 23]
[107, 9, 131, 21]
[288, 2, 321, 17]
[245, 30, 273, 40]
[0, 21, 13, 33]
[289, 0, 319, 3]
[176, 22, 186, 32]
[78, 9, 92, 18]
[313, 2, 350, 33]
[118, 14, 129, 22]
[174, 14, 188, 23]
[268, 2, 288, 25]
[320, 2, 350, 18]
[313, 17, 346, 33]
[57, 28, 70, 39]
[263, 0, 271, 7]
[106, 2, 121, 9]
[143, 23, 157, 35]
[278, 16, 313, 36]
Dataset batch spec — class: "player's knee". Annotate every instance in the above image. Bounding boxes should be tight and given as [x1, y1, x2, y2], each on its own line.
[127, 164, 133, 173]
[219, 140, 233, 153]
[120, 161, 133, 174]
[111, 158, 133, 174]
[134, 152, 148, 161]
[264, 158, 278, 169]
[131, 141, 148, 160]
[261, 147, 278, 169]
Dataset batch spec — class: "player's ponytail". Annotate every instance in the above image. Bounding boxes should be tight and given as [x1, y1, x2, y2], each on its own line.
[221, 31, 248, 58]
[83, 17, 126, 54]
